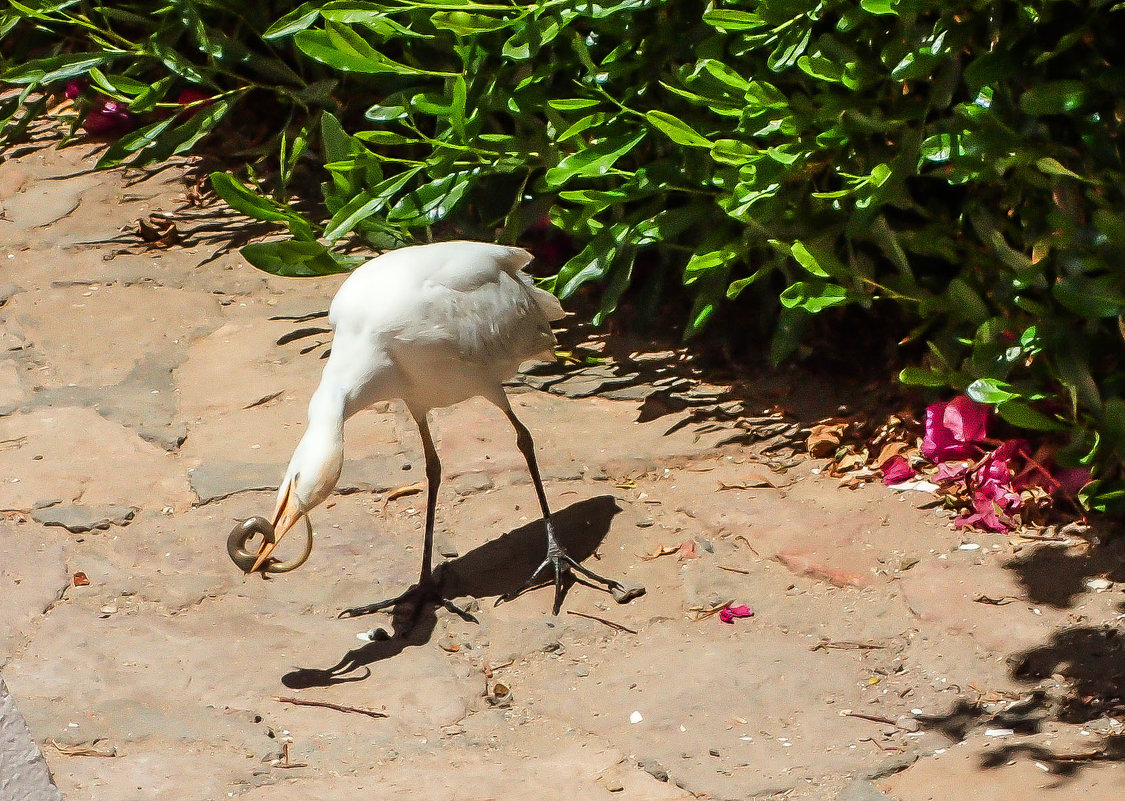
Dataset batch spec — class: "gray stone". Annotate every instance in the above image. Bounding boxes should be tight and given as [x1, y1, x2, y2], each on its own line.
[836, 778, 895, 801]
[638, 757, 669, 782]
[31, 503, 135, 533]
[451, 471, 494, 496]
[189, 461, 281, 504]
[862, 752, 918, 780]
[0, 673, 63, 801]
[0, 283, 21, 308]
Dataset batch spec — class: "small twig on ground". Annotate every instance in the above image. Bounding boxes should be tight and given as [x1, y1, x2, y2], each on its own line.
[277, 742, 308, 769]
[566, 609, 637, 634]
[717, 565, 750, 575]
[689, 600, 733, 621]
[733, 535, 761, 557]
[275, 696, 388, 719]
[973, 594, 1020, 605]
[844, 711, 896, 725]
[50, 739, 117, 757]
[810, 640, 888, 652]
[861, 736, 906, 753]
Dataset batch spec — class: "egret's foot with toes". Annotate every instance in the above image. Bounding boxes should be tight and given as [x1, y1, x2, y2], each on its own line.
[500, 521, 644, 614]
[339, 575, 478, 631]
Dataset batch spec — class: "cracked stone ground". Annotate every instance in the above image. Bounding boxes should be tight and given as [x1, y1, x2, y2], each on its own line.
[1, 139, 1124, 801]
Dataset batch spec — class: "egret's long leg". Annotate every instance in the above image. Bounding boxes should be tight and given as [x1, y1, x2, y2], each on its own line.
[495, 396, 643, 614]
[340, 411, 477, 626]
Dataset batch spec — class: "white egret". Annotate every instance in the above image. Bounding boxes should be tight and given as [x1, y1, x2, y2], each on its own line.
[238, 240, 640, 624]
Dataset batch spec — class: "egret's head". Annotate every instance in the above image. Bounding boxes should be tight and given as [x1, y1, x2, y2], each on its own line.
[249, 426, 343, 572]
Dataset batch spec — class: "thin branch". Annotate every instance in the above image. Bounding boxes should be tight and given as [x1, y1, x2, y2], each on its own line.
[275, 696, 388, 719]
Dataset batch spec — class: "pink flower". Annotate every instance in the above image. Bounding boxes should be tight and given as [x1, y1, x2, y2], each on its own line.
[64, 79, 86, 100]
[82, 98, 135, 137]
[881, 454, 917, 485]
[922, 395, 989, 463]
[719, 604, 754, 624]
[955, 439, 1026, 532]
[933, 461, 970, 484]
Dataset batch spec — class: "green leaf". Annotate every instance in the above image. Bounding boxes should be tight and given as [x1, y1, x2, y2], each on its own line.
[1019, 81, 1088, 115]
[899, 366, 948, 387]
[779, 281, 851, 313]
[966, 378, 1020, 405]
[241, 240, 352, 277]
[1035, 157, 1085, 181]
[859, 0, 897, 15]
[996, 400, 1066, 431]
[702, 9, 766, 30]
[945, 278, 990, 323]
[3, 52, 117, 85]
[549, 98, 600, 111]
[543, 132, 646, 189]
[387, 171, 473, 225]
[683, 247, 737, 285]
[645, 110, 712, 148]
[209, 172, 316, 240]
[767, 25, 811, 72]
[263, 3, 321, 39]
[1079, 479, 1125, 515]
[1052, 276, 1125, 318]
[726, 269, 764, 300]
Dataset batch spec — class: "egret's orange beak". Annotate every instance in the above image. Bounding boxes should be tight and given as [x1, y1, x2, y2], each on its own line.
[251, 481, 302, 573]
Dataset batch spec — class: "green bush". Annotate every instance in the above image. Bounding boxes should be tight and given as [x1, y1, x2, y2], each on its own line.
[3, 0, 1125, 511]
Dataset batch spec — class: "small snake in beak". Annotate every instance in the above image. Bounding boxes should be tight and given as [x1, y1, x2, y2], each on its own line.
[227, 515, 313, 574]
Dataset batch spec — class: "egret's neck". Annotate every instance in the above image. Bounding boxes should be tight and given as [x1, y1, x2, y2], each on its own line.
[307, 383, 347, 438]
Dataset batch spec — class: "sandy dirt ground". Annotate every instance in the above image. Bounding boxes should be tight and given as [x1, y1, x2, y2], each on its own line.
[1, 138, 1123, 801]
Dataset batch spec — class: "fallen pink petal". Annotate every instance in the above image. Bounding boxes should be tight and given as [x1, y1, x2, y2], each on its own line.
[719, 604, 754, 624]
[933, 461, 970, 484]
[921, 395, 988, 463]
[881, 454, 917, 485]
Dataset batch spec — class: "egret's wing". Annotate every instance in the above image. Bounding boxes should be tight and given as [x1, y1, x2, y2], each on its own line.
[394, 268, 556, 366]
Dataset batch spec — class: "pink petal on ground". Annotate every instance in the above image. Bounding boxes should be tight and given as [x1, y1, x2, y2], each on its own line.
[933, 461, 970, 483]
[881, 454, 917, 485]
[922, 395, 989, 463]
[719, 604, 754, 624]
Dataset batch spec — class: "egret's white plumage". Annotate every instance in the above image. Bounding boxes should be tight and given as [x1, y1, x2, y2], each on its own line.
[253, 240, 630, 622]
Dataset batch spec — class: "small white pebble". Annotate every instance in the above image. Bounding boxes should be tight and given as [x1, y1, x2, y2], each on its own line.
[630, 711, 643, 724]
[985, 728, 1014, 737]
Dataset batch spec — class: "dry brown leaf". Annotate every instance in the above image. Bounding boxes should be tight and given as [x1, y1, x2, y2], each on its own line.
[717, 468, 787, 490]
[243, 390, 284, 410]
[386, 482, 425, 501]
[72, 571, 89, 587]
[873, 441, 910, 468]
[807, 422, 847, 458]
[676, 540, 698, 561]
[639, 544, 680, 561]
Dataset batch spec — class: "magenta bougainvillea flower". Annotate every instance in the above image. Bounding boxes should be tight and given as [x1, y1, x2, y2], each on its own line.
[719, 604, 753, 624]
[82, 98, 135, 136]
[881, 454, 917, 485]
[64, 79, 86, 100]
[922, 395, 989, 462]
[955, 439, 1027, 532]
